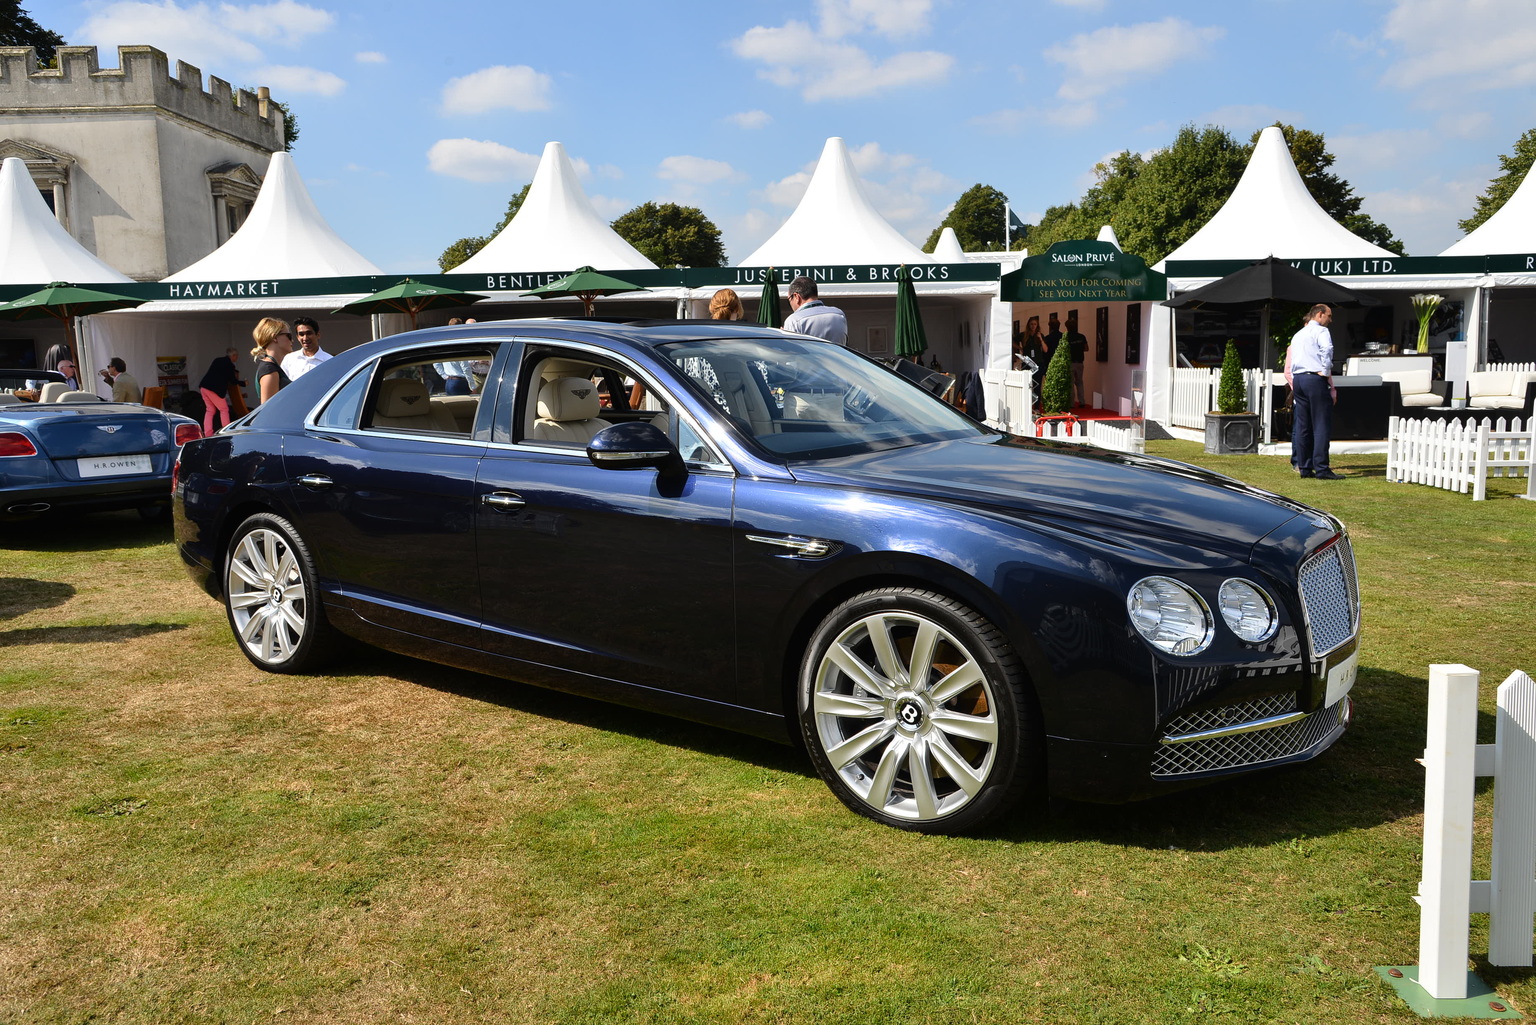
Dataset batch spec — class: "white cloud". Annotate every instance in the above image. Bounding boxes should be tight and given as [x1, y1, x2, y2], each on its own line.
[727, 109, 773, 129]
[763, 171, 813, 207]
[1329, 128, 1435, 173]
[814, 0, 934, 39]
[731, 17, 953, 101]
[1198, 105, 1303, 134]
[440, 65, 553, 116]
[1046, 18, 1224, 102]
[254, 65, 345, 96]
[427, 138, 541, 183]
[220, 0, 333, 44]
[588, 194, 631, 219]
[354, 51, 387, 64]
[1381, 0, 1536, 91]
[75, 0, 333, 70]
[658, 155, 740, 184]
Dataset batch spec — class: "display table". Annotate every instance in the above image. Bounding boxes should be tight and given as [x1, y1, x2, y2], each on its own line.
[1269, 376, 1397, 441]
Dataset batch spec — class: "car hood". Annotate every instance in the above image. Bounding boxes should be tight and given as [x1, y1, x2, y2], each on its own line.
[789, 434, 1323, 559]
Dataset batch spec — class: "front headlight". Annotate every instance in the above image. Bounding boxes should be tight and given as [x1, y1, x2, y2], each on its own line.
[1127, 576, 1213, 655]
[1217, 578, 1279, 643]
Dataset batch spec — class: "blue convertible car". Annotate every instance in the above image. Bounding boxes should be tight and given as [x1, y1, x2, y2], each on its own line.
[2, 369, 202, 521]
[173, 320, 1360, 833]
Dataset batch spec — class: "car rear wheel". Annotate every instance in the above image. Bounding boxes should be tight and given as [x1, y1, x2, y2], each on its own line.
[223, 512, 335, 672]
[798, 587, 1038, 834]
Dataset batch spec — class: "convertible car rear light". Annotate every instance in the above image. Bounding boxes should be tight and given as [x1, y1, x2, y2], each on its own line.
[174, 424, 203, 446]
[0, 431, 38, 457]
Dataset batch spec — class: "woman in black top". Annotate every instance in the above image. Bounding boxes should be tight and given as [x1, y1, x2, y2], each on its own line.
[250, 317, 293, 405]
[198, 346, 246, 433]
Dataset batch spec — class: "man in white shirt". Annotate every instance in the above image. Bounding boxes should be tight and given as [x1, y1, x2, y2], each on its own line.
[782, 277, 848, 347]
[1285, 304, 1342, 480]
[280, 317, 331, 380]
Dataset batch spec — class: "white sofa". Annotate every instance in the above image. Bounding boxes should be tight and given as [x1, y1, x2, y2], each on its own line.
[1465, 370, 1536, 414]
[1379, 368, 1445, 409]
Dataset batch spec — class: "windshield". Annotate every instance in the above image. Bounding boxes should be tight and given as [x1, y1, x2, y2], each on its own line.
[657, 335, 989, 460]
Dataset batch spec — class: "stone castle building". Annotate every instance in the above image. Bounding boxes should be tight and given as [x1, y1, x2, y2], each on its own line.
[0, 45, 283, 281]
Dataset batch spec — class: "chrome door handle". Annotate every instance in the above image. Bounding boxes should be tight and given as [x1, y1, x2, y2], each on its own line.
[297, 474, 333, 489]
[481, 492, 525, 510]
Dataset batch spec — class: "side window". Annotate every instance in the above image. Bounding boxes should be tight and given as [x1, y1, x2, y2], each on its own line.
[361, 347, 496, 436]
[314, 367, 371, 429]
[520, 351, 670, 447]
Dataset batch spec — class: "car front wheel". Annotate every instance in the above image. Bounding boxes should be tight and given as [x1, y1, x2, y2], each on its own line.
[798, 587, 1038, 834]
[223, 512, 335, 672]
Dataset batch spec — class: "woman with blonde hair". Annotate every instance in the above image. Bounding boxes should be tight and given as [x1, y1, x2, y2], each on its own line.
[709, 288, 744, 321]
[250, 317, 293, 404]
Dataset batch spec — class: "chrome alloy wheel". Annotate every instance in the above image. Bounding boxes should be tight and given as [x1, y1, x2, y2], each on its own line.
[226, 527, 308, 665]
[810, 610, 1000, 823]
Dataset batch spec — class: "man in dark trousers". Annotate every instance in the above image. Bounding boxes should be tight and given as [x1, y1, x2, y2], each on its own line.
[1285, 304, 1343, 480]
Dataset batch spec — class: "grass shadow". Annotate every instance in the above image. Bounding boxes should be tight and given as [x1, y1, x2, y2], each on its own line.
[336, 644, 812, 778]
[0, 509, 172, 553]
[0, 622, 188, 647]
[0, 577, 75, 620]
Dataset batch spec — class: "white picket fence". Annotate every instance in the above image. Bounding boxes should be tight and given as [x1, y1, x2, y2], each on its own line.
[1386, 415, 1535, 501]
[1170, 367, 1271, 430]
[1412, 665, 1536, 1000]
[1033, 417, 1142, 453]
[1478, 361, 1536, 374]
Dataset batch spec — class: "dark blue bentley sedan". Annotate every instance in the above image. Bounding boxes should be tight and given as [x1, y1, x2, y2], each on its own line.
[173, 320, 1359, 833]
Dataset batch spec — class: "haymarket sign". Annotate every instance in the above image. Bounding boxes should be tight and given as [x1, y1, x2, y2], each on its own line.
[1000, 240, 1165, 303]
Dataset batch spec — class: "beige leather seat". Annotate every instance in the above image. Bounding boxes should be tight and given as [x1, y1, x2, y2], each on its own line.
[38, 381, 68, 403]
[531, 377, 610, 444]
[370, 378, 459, 433]
[59, 390, 103, 403]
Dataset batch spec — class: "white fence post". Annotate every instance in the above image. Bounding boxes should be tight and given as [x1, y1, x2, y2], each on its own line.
[1490, 670, 1536, 965]
[1418, 664, 1480, 999]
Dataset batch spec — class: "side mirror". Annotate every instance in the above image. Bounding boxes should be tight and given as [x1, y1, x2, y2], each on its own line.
[586, 421, 685, 477]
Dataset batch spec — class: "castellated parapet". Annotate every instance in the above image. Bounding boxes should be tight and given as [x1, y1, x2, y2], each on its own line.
[0, 45, 283, 151]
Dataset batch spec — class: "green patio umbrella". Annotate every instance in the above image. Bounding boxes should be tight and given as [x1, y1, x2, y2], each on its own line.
[522, 266, 647, 318]
[894, 265, 928, 359]
[0, 281, 146, 338]
[332, 277, 487, 330]
[757, 272, 783, 328]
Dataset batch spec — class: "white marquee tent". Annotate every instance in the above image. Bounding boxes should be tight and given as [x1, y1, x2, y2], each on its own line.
[741, 137, 935, 268]
[932, 226, 966, 263]
[454, 141, 655, 275]
[163, 152, 382, 283]
[0, 156, 131, 285]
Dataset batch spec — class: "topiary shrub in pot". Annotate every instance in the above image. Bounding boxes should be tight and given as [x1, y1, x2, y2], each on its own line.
[1205, 339, 1260, 454]
[1039, 338, 1073, 416]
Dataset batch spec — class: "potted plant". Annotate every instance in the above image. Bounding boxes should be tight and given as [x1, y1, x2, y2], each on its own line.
[1205, 340, 1260, 454]
[1039, 337, 1073, 416]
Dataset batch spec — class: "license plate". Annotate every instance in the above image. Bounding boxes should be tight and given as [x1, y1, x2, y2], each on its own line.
[78, 454, 152, 478]
[1325, 650, 1358, 707]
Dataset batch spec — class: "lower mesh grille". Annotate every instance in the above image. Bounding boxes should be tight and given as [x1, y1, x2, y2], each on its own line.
[1152, 700, 1347, 777]
[1160, 693, 1298, 739]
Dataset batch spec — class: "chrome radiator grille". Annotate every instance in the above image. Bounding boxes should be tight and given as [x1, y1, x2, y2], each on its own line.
[1152, 699, 1346, 778]
[1298, 535, 1359, 658]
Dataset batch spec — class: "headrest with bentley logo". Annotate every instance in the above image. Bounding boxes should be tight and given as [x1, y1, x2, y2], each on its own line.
[537, 377, 602, 422]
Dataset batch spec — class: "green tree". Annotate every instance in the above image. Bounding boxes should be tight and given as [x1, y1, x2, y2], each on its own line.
[1459, 128, 1536, 234]
[1039, 337, 1073, 415]
[1026, 150, 1146, 255]
[923, 184, 1011, 252]
[610, 201, 725, 267]
[1, 1, 64, 65]
[438, 183, 530, 272]
[1253, 124, 1403, 254]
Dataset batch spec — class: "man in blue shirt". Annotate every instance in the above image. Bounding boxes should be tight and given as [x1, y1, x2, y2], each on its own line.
[1286, 304, 1343, 480]
[783, 277, 848, 347]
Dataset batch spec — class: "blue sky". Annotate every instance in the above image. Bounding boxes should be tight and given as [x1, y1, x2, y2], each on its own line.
[32, 0, 1536, 271]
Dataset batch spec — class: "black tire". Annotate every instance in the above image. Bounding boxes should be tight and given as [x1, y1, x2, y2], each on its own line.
[222, 512, 337, 673]
[798, 587, 1039, 834]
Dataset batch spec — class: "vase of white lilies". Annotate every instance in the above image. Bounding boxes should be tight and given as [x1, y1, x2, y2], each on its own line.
[1410, 293, 1444, 353]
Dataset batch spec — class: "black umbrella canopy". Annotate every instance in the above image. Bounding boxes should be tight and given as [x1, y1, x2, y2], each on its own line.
[1163, 257, 1378, 311]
